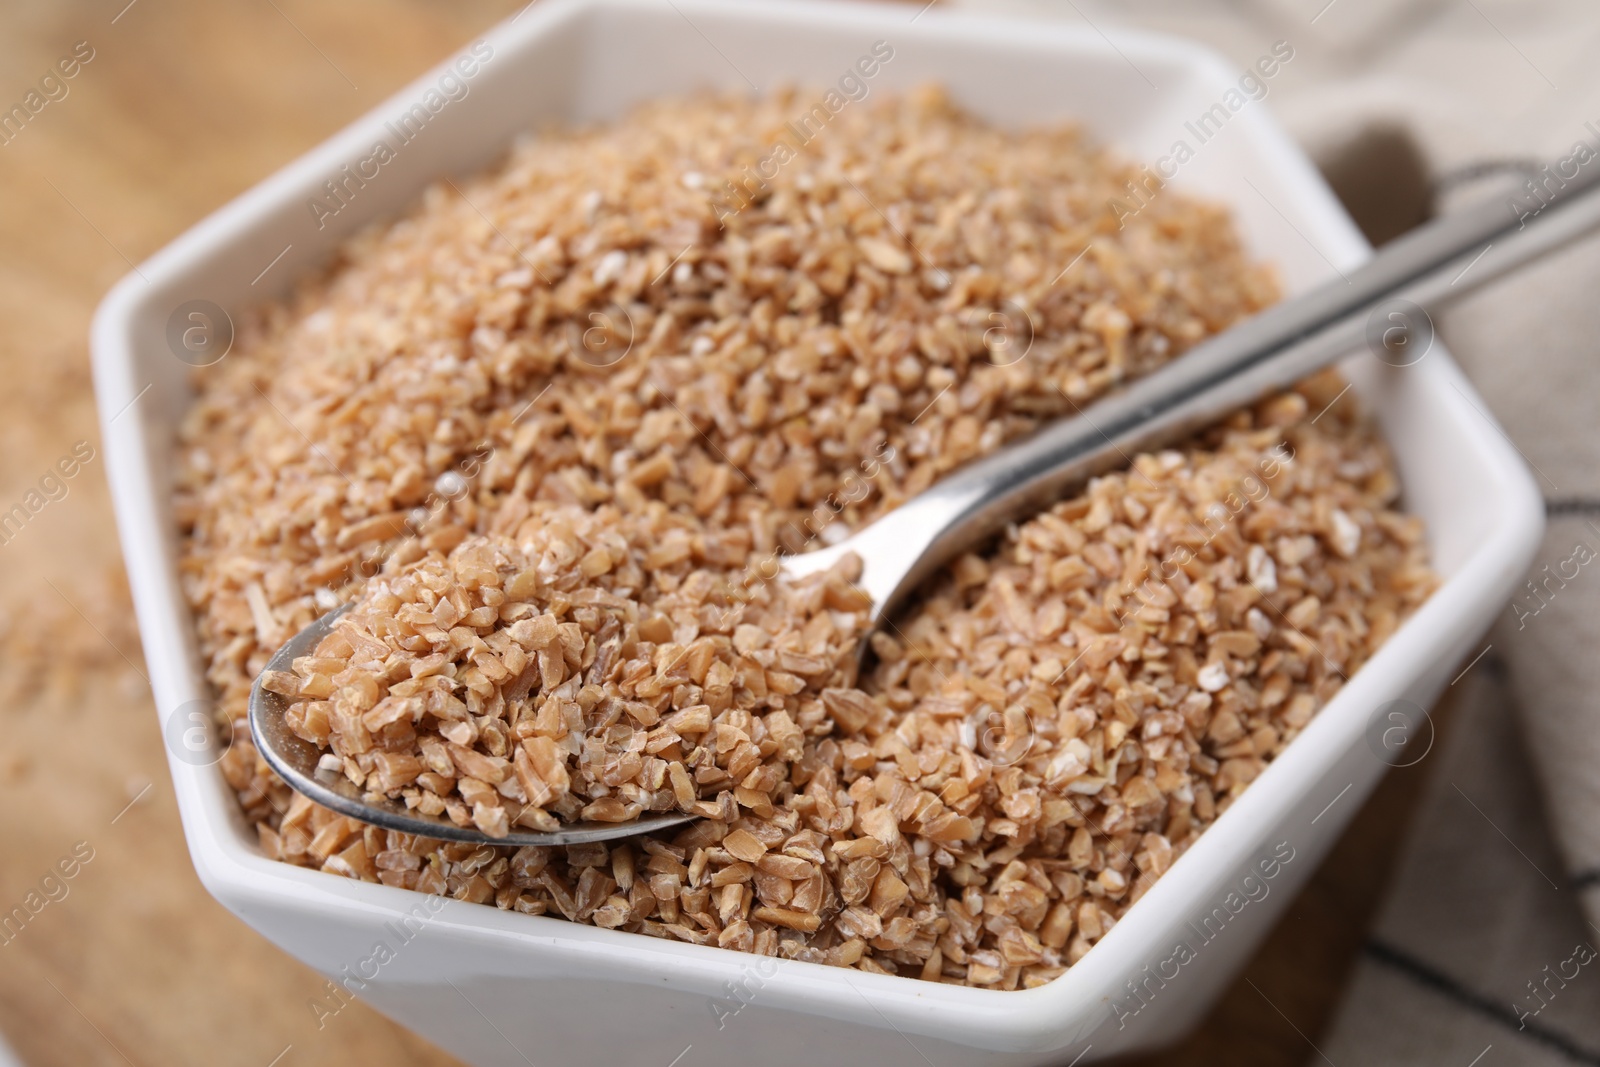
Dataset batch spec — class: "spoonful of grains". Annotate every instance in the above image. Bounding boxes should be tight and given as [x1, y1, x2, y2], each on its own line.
[251, 501, 874, 845]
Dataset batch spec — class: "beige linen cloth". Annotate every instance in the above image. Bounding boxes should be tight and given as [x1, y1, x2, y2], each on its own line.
[951, 0, 1600, 1061]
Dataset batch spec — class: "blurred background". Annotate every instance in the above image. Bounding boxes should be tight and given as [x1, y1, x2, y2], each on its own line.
[2, 1, 1598, 1064]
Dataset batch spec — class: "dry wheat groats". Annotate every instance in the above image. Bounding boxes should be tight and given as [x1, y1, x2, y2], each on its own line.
[264, 503, 870, 836]
[175, 87, 1432, 988]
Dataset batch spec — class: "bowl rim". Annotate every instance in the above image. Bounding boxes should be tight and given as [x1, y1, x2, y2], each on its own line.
[90, 0, 1545, 1049]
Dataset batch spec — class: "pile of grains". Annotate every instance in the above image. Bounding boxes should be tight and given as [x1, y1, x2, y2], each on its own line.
[264, 503, 868, 836]
[175, 87, 1431, 988]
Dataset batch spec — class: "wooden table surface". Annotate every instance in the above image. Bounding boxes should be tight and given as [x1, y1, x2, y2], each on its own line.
[0, 2, 1445, 1063]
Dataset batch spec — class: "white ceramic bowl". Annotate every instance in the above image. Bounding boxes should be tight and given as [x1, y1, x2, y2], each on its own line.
[92, 1, 1543, 1063]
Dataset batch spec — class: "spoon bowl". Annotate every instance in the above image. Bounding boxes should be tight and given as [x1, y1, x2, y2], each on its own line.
[248, 602, 698, 846]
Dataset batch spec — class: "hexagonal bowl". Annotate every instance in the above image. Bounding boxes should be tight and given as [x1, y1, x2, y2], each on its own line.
[91, 1, 1542, 1063]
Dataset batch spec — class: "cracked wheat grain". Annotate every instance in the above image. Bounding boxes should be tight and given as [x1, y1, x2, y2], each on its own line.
[176, 87, 1431, 987]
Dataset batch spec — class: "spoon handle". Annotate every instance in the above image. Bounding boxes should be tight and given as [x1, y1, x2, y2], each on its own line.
[789, 156, 1600, 621]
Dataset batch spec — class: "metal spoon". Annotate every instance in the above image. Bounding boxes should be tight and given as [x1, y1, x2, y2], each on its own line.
[251, 151, 1600, 846]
